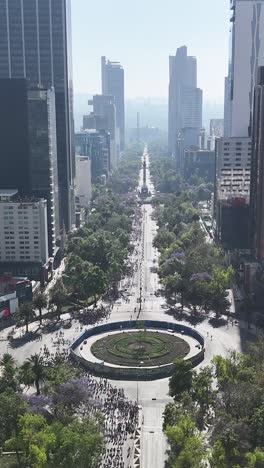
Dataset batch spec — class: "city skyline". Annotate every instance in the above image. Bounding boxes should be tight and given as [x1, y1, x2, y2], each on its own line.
[71, 0, 230, 102]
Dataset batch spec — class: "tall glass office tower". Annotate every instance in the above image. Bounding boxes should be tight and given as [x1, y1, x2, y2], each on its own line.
[0, 0, 75, 231]
[168, 46, 202, 158]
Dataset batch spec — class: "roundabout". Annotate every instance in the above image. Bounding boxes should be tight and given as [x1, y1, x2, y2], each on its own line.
[71, 320, 205, 380]
[91, 330, 190, 367]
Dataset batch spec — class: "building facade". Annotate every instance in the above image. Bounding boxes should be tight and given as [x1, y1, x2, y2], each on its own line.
[88, 95, 119, 169]
[0, 0, 75, 230]
[75, 131, 110, 182]
[101, 56, 125, 150]
[0, 79, 59, 258]
[184, 150, 215, 183]
[27, 87, 60, 257]
[224, 0, 264, 138]
[0, 274, 32, 319]
[250, 67, 264, 261]
[75, 156, 92, 208]
[168, 46, 202, 158]
[0, 190, 49, 281]
[210, 119, 224, 139]
[214, 137, 251, 250]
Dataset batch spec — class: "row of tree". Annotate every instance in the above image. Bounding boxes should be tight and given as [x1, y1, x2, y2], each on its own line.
[164, 337, 264, 467]
[150, 153, 233, 317]
[14, 147, 142, 332]
[149, 148, 213, 199]
[63, 147, 141, 304]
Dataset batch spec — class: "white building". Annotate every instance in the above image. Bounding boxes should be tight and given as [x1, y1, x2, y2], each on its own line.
[225, 0, 264, 137]
[215, 137, 252, 198]
[75, 156, 92, 208]
[0, 190, 49, 265]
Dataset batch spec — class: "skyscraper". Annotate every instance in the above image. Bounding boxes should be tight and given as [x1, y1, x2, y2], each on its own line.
[0, 79, 59, 258]
[250, 67, 264, 261]
[0, 0, 75, 231]
[168, 46, 202, 158]
[88, 94, 119, 169]
[224, 0, 264, 138]
[101, 56, 125, 150]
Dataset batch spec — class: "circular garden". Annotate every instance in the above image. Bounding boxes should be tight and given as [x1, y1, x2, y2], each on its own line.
[90, 330, 190, 367]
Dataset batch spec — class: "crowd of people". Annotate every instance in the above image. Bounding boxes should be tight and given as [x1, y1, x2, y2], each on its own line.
[85, 376, 139, 468]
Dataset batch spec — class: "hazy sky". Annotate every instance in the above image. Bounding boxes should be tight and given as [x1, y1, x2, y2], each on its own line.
[71, 0, 230, 103]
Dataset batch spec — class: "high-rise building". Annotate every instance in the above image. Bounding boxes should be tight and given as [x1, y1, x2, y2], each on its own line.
[214, 137, 251, 250]
[0, 79, 59, 258]
[224, 0, 264, 138]
[88, 95, 119, 169]
[27, 87, 60, 257]
[250, 67, 264, 261]
[0, 0, 75, 230]
[75, 156, 92, 208]
[101, 56, 125, 150]
[89, 95, 116, 140]
[0, 190, 49, 281]
[184, 150, 215, 183]
[75, 131, 111, 181]
[210, 119, 224, 139]
[83, 114, 108, 133]
[168, 46, 202, 160]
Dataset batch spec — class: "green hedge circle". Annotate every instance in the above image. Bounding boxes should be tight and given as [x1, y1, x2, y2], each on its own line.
[90, 331, 190, 367]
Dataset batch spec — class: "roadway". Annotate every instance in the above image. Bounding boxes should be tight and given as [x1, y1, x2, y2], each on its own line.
[0, 147, 254, 468]
[105, 148, 253, 468]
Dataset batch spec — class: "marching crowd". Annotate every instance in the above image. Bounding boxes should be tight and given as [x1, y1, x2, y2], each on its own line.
[86, 376, 139, 468]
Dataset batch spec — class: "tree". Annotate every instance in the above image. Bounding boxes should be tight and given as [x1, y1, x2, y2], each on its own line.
[51, 419, 104, 468]
[165, 415, 205, 468]
[246, 449, 264, 468]
[169, 359, 193, 399]
[4, 413, 55, 467]
[52, 377, 96, 423]
[0, 353, 18, 392]
[49, 280, 67, 320]
[163, 273, 187, 309]
[0, 390, 28, 446]
[80, 263, 106, 305]
[210, 430, 240, 468]
[207, 267, 234, 317]
[33, 292, 47, 325]
[153, 230, 176, 251]
[20, 354, 47, 395]
[191, 367, 215, 430]
[251, 404, 264, 447]
[18, 301, 35, 333]
[44, 360, 80, 394]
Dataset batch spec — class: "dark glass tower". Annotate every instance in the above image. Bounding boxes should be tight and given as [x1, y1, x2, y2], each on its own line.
[0, 0, 75, 231]
[0, 79, 59, 258]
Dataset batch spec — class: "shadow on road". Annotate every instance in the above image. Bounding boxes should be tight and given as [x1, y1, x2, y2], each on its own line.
[208, 317, 228, 328]
[165, 307, 206, 326]
[10, 331, 41, 348]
